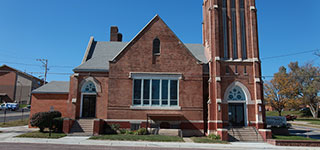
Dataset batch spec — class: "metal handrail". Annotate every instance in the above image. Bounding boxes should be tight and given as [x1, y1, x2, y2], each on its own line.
[253, 127, 259, 141]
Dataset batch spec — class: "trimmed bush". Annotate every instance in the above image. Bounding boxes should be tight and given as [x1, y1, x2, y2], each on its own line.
[52, 117, 64, 133]
[30, 111, 62, 132]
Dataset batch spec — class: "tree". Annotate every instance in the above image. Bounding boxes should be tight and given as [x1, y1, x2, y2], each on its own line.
[264, 66, 299, 116]
[289, 62, 320, 118]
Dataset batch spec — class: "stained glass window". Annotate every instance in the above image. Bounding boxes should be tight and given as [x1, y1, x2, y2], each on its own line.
[82, 81, 96, 93]
[227, 86, 246, 101]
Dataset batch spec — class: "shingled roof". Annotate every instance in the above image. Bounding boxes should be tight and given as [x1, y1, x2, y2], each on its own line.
[74, 15, 208, 73]
[32, 81, 69, 94]
[73, 41, 207, 72]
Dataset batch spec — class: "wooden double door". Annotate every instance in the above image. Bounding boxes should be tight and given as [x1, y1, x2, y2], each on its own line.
[228, 103, 245, 127]
[82, 95, 96, 118]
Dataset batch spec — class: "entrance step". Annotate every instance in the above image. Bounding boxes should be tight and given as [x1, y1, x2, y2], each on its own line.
[69, 119, 94, 136]
[228, 127, 264, 142]
[158, 129, 182, 137]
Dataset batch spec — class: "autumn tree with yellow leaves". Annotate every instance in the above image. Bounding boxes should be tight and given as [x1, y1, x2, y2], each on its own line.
[264, 66, 299, 116]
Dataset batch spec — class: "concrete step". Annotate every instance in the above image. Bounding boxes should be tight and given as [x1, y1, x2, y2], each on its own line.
[69, 119, 94, 134]
[228, 127, 264, 142]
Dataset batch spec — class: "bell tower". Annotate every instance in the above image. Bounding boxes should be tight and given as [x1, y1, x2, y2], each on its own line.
[203, 0, 266, 137]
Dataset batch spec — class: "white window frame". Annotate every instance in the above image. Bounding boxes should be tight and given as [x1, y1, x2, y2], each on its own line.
[130, 73, 181, 110]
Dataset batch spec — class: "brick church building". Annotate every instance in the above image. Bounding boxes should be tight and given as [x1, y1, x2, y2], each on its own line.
[30, 0, 270, 140]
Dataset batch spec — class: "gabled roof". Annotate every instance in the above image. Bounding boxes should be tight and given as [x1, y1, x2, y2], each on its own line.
[74, 42, 127, 72]
[32, 81, 69, 94]
[73, 15, 208, 73]
[0, 65, 43, 82]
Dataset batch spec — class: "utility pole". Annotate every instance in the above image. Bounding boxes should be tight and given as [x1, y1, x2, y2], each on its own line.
[37, 59, 48, 85]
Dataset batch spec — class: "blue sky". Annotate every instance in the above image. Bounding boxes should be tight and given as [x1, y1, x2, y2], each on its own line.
[0, 0, 319, 82]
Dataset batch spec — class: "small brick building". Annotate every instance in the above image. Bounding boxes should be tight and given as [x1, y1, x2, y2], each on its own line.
[0, 65, 43, 104]
[31, 0, 269, 139]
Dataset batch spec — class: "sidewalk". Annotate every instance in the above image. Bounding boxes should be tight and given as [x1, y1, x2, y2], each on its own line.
[0, 126, 318, 150]
[289, 121, 320, 129]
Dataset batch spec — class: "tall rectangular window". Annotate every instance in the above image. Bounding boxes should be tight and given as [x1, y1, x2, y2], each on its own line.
[143, 80, 150, 105]
[133, 80, 141, 105]
[240, 0, 247, 59]
[170, 80, 178, 106]
[161, 80, 169, 105]
[133, 78, 178, 107]
[222, 0, 229, 59]
[152, 80, 160, 105]
[231, 0, 238, 59]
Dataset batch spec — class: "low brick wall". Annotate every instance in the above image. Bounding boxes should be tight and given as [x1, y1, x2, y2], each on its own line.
[258, 129, 272, 141]
[93, 119, 105, 135]
[217, 128, 228, 141]
[267, 139, 320, 147]
[63, 118, 75, 134]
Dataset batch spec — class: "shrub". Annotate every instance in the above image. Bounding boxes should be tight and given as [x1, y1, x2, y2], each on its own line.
[208, 134, 221, 140]
[30, 111, 62, 132]
[136, 128, 147, 135]
[52, 117, 64, 133]
[111, 124, 120, 131]
[119, 129, 127, 134]
[125, 130, 134, 135]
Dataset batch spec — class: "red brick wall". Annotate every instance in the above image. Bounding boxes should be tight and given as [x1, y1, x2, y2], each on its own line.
[107, 16, 205, 125]
[30, 93, 69, 118]
[204, 0, 265, 131]
[66, 73, 109, 120]
[0, 70, 16, 101]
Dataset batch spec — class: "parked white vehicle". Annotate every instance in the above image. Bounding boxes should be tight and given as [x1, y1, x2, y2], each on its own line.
[0, 103, 19, 111]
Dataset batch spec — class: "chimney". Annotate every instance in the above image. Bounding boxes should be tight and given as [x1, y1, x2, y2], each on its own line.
[110, 26, 123, 42]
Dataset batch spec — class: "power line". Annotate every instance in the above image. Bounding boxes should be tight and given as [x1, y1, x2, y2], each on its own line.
[0, 60, 40, 67]
[50, 65, 74, 68]
[261, 49, 319, 60]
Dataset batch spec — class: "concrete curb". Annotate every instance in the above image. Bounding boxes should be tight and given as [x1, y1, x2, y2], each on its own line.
[0, 137, 317, 150]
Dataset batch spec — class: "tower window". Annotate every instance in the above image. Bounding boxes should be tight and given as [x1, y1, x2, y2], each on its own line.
[153, 38, 160, 55]
[226, 66, 230, 74]
[231, 0, 238, 59]
[244, 65, 247, 75]
[235, 65, 238, 74]
[240, 0, 247, 59]
[222, 0, 228, 59]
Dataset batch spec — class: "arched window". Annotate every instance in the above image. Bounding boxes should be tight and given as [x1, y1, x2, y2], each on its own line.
[227, 86, 246, 101]
[81, 81, 96, 93]
[153, 38, 160, 55]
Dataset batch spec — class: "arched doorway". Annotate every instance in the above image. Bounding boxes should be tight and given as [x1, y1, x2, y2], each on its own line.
[224, 82, 251, 127]
[80, 81, 97, 118]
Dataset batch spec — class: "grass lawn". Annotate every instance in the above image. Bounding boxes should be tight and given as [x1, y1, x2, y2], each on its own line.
[266, 111, 302, 117]
[0, 119, 29, 127]
[16, 131, 66, 139]
[90, 134, 184, 142]
[273, 135, 319, 141]
[295, 118, 320, 125]
[191, 137, 229, 144]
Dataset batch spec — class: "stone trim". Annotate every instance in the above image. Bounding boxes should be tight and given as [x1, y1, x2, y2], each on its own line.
[130, 106, 181, 110]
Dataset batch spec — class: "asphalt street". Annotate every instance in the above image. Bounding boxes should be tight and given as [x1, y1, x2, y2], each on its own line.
[0, 143, 214, 150]
[289, 125, 320, 140]
[0, 109, 30, 123]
